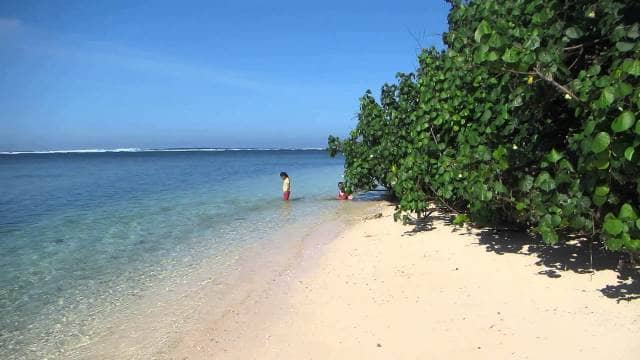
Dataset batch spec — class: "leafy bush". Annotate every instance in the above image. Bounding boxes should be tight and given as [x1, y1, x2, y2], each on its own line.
[329, 0, 640, 255]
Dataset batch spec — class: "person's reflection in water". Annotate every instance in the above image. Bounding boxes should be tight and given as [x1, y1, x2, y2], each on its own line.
[279, 199, 292, 221]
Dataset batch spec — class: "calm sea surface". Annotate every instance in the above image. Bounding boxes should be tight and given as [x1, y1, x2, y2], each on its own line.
[0, 150, 346, 358]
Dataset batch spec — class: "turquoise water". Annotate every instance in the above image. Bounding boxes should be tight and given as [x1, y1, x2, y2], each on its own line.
[0, 150, 346, 358]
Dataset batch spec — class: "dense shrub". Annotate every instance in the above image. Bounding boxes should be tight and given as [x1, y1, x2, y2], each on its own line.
[329, 0, 640, 255]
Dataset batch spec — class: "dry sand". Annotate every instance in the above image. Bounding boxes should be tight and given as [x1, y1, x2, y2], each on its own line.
[169, 202, 640, 360]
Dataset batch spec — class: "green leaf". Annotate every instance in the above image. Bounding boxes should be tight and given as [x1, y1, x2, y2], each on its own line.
[592, 194, 607, 206]
[619, 203, 638, 220]
[584, 121, 596, 135]
[474, 20, 492, 43]
[603, 217, 624, 235]
[524, 35, 541, 50]
[480, 189, 493, 201]
[624, 239, 640, 253]
[474, 44, 489, 63]
[565, 27, 583, 39]
[502, 48, 520, 63]
[596, 160, 610, 170]
[616, 42, 635, 52]
[595, 77, 611, 88]
[615, 82, 633, 97]
[636, 219, 640, 230]
[636, 119, 640, 135]
[628, 24, 640, 39]
[591, 132, 611, 153]
[539, 226, 559, 245]
[570, 216, 587, 230]
[621, 59, 640, 76]
[492, 146, 506, 160]
[611, 111, 636, 132]
[534, 171, 556, 191]
[452, 214, 469, 226]
[587, 64, 601, 76]
[624, 146, 635, 161]
[596, 87, 616, 108]
[594, 185, 610, 197]
[511, 95, 523, 107]
[480, 109, 492, 122]
[606, 237, 623, 251]
[515, 202, 526, 210]
[519, 176, 534, 192]
[546, 149, 563, 163]
[537, 50, 552, 63]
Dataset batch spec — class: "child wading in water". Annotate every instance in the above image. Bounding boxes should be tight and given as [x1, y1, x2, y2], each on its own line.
[280, 172, 291, 201]
[336, 182, 352, 200]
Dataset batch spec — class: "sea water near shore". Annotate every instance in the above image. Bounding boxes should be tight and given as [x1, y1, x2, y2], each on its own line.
[0, 149, 350, 359]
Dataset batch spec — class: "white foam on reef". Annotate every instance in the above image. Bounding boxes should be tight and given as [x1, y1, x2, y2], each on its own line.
[0, 147, 326, 155]
[0, 148, 143, 154]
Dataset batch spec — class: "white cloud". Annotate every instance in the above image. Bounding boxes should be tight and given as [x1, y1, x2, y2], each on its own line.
[76, 45, 267, 90]
[0, 17, 21, 28]
[0, 18, 268, 91]
[0, 17, 23, 36]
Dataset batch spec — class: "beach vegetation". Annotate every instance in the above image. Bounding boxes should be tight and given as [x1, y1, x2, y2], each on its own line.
[328, 0, 640, 257]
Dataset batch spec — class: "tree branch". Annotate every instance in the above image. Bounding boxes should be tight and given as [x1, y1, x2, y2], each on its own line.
[563, 38, 602, 51]
[502, 68, 535, 75]
[568, 47, 584, 70]
[430, 126, 439, 145]
[427, 185, 461, 214]
[564, 44, 583, 51]
[534, 67, 580, 101]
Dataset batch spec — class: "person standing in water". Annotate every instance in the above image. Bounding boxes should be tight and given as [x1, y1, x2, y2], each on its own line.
[336, 182, 353, 200]
[280, 172, 291, 201]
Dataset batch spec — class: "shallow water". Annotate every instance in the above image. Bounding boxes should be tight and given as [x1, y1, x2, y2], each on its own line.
[0, 150, 347, 359]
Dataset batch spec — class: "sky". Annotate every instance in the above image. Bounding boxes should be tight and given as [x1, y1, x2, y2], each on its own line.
[0, 0, 449, 151]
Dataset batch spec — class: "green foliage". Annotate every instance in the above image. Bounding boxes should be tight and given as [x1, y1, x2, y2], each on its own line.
[452, 213, 470, 226]
[329, 0, 640, 255]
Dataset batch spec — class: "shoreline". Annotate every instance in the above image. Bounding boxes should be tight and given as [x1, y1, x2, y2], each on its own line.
[169, 202, 639, 359]
[159, 200, 383, 358]
[62, 199, 380, 359]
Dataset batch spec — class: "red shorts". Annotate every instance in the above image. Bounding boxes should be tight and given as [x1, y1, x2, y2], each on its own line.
[283, 191, 290, 201]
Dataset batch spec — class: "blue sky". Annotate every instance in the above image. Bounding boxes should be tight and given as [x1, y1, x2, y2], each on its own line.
[0, 0, 449, 151]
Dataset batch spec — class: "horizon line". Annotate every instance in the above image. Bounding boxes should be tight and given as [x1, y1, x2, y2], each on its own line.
[0, 147, 328, 155]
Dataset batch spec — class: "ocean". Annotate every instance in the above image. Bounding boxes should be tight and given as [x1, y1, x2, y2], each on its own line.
[0, 149, 350, 359]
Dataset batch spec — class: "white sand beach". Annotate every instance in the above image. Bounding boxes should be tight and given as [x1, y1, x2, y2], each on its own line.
[168, 202, 640, 359]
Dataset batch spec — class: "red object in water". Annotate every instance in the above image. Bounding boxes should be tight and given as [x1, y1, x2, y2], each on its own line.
[283, 191, 291, 201]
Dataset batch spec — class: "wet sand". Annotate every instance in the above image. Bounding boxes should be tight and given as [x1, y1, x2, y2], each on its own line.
[169, 202, 640, 360]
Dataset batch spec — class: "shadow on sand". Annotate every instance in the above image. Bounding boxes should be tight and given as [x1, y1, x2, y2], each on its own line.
[402, 212, 452, 235]
[402, 208, 640, 303]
